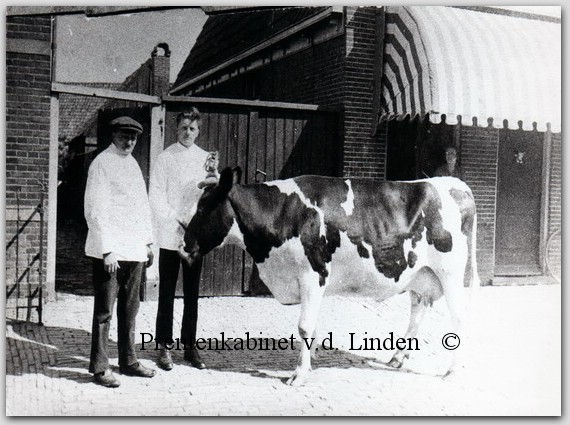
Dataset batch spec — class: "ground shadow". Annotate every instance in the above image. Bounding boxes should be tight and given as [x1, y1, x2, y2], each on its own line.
[7, 319, 116, 385]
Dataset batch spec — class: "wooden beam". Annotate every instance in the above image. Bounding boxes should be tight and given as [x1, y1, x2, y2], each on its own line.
[47, 94, 59, 300]
[51, 83, 161, 105]
[7, 6, 195, 16]
[163, 95, 340, 112]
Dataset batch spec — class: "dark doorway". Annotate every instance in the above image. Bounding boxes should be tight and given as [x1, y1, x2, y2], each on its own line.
[495, 129, 544, 275]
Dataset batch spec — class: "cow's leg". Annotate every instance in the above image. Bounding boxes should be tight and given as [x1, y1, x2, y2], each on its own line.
[388, 291, 428, 368]
[286, 272, 325, 387]
[311, 329, 318, 361]
[439, 268, 468, 379]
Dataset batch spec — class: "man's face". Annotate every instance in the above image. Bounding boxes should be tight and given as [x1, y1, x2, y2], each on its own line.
[445, 149, 457, 164]
[177, 118, 200, 148]
[112, 129, 138, 156]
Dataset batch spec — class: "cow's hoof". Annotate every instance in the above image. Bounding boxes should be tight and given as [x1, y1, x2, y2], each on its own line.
[387, 357, 404, 369]
[286, 370, 310, 386]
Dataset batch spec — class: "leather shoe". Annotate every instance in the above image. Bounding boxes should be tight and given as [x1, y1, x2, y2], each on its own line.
[184, 349, 206, 369]
[157, 348, 173, 371]
[94, 369, 120, 388]
[119, 362, 156, 378]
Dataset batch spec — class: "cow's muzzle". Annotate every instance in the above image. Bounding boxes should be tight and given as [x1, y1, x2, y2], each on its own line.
[178, 245, 201, 267]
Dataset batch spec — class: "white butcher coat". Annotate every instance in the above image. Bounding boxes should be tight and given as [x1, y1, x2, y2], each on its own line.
[149, 142, 209, 251]
[84, 143, 153, 261]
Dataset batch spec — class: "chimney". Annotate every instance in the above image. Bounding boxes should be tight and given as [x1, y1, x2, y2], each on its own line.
[151, 43, 171, 97]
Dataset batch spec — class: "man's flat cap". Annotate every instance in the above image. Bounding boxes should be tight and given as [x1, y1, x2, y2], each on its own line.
[109, 116, 143, 134]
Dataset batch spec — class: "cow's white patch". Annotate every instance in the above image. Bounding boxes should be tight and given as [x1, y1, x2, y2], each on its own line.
[325, 232, 404, 300]
[219, 219, 246, 250]
[265, 180, 326, 238]
[256, 236, 313, 305]
[340, 179, 355, 216]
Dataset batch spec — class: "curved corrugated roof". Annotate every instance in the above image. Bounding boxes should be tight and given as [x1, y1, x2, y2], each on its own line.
[380, 6, 561, 132]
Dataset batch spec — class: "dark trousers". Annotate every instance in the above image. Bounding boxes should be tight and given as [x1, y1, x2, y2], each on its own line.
[89, 259, 143, 374]
[155, 249, 203, 346]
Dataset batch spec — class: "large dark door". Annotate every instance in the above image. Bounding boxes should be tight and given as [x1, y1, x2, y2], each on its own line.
[495, 129, 544, 275]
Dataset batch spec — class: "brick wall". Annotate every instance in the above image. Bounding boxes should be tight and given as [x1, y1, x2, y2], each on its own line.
[461, 125, 499, 285]
[343, 6, 385, 179]
[194, 35, 346, 109]
[6, 15, 53, 306]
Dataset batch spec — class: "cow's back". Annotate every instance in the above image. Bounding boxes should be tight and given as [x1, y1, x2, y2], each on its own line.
[292, 175, 475, 299]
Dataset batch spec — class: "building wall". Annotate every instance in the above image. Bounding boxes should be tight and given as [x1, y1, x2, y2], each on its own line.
[6, 15, 53, 308]
[461, 126, 499, 285]
[458, 125, 562, 284]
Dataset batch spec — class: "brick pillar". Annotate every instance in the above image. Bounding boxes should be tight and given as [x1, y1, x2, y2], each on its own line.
[343, 6, 385, 179]
[6, 15, 54, 308]
[461, 125, 499, 285]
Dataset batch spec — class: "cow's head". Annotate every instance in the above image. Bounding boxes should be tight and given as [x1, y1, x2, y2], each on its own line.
[179, 166, 242, 266]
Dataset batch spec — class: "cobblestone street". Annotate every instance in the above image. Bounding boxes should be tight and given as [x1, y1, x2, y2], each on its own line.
[6, 284, 561, 416]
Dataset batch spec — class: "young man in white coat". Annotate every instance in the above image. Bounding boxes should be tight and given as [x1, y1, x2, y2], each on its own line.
[150, 108, 209, 371]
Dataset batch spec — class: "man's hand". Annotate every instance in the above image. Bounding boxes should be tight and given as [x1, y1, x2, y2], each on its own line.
[146, 245, 154, 268]
[103, 252, 120, 273]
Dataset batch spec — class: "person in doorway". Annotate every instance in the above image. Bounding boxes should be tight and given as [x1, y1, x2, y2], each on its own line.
[84, 116, 156, 388]
[434, 145, 463, 179]
[150, 108, 210, 371]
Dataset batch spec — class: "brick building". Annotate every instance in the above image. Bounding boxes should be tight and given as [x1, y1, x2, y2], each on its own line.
[171, 6, 561, 285]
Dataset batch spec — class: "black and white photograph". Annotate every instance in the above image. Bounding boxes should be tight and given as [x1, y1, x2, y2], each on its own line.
[4, 3, 562, 416]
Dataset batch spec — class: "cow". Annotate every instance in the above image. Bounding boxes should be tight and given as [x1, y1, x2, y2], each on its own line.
[179, 167, 479, 386]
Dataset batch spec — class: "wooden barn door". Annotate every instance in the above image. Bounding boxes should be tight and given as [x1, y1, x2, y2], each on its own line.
[495, 129, 544, 275]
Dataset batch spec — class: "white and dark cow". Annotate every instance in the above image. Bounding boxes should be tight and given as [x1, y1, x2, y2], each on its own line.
[180, 167, 479, 386]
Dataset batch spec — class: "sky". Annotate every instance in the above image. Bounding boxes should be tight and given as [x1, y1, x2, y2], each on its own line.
[55, 8, 208, 84]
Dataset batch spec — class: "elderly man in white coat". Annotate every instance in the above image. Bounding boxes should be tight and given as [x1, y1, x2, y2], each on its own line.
[84, 116, 156, 388]
[150, 108, 210, 371]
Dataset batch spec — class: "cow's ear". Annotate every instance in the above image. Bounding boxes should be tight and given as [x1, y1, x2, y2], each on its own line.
[219, 167, 235, 194]
[232, 167, 242, 185]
